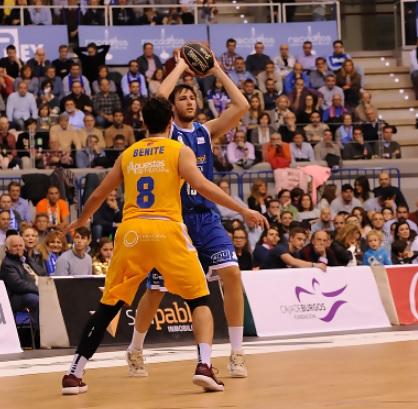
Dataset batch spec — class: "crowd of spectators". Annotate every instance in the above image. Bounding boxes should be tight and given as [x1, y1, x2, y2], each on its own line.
[0, 37, 403, 172]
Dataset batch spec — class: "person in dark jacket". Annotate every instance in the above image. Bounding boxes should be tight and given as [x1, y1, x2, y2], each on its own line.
[74, 43, 110, 85]
[0, 235, 40, 327]
[137, 43, 163, 81]
[91, 190, 122, 241]
[300, 230, 338, 266]
[232, 227, 253, 270]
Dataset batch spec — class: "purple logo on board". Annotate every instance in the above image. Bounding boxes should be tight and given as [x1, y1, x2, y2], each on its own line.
[295, 278, 347, 322]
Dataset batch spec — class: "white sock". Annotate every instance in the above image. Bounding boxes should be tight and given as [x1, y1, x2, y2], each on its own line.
[127, 329, 147, 352]
[228, 326, 244, 353]
[68, 354, 88, 378]
[197, 343, 212, 366]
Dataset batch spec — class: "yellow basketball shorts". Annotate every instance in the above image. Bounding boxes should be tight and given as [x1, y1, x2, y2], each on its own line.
[101, 218, 209, 306]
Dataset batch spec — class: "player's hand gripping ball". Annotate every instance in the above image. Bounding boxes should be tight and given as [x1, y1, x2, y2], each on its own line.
[180, 43, 214, 76]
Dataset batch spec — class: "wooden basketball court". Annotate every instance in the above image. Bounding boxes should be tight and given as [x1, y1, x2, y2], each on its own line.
[1, 335, 418, 409]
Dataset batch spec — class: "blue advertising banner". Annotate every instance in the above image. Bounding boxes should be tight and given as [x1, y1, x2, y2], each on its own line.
[209, 22, 338, 61]
[79, 25, 208, 65]
[0, 26, 67, 61]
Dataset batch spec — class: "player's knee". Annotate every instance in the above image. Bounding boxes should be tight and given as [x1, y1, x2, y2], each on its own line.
[185, 295, 210, 313]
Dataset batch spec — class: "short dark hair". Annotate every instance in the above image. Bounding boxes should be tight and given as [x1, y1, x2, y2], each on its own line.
[6, 45, 16, 51]
[143, 42, 153, 50]
[392, 239, 407, 255]
[75, 226, 91, 239]
[87, 42, 97, 49]
[58, 44, 68, 51]
[289, 227, 308, 238]
[333, 40, 344, 47]
[383, 124, 396, 133]
[267, 198, 279, 208]
[142, 97, 172, 134]
[7, 181, 21, 191]
[168, 84, 196, 105]
[114, 134, 125, 143]
[341, 184, 354, 192]
[315, 57, 326, 64]
[24, 118, 37, 128]
[226, 38, 236, 45]
[303, 41, 313, 47]
[70, 62, 81, 69]
[128, 59, 138, 66]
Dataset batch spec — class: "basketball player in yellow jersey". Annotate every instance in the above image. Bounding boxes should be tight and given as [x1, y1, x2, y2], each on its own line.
[61, 97, 267, 395]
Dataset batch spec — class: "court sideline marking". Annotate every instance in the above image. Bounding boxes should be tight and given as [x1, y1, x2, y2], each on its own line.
[1, 330, 418, 377]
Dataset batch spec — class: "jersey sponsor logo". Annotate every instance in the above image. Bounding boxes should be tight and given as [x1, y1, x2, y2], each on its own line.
[211, 250, 235, 264]
[197, 137, 205, 144]
[127, 160, 168, 175]
[196, 154, 207, 165]
[123, 231, 139, 248]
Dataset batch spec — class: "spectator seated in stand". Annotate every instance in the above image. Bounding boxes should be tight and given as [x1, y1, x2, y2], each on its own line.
[38, 230, 68, 276]
[247, 179, 272, 214]
[362, 230, 392, 266]
[262, 227, 327, 270]
[8, 181, 31, 223]
[300, 230, 338, 266]
[0, 234, 40, 329]
[289, 131, 314, 162]
[82, 0, 105, 25]
[91, 190, 122, 242]
[21, 226, 47, 277]
[92, 237, 114, 275]
[207, 78, 231, 119]
[220, 38, 241, 73]
[121, 60, 148, 98]
[91, 66, 117, 95]
[274, 43, 296, 78]
[302, 111, 328, 145]
[278, 189, 299, 220]
[392, 239, 418, 265]
[297, 193, 320, 224]
[76, 134, 108, 168]
[262, 198, 281, 227]
[354, 90, 378, 122]
[262, 132, 291, 170]
[14, 64, 39, 96]
[318, 74, 344, 111]
[0, 116, 21, 169]
[361, 107, 386, 154]
[283, 63, 310, 96]
[49, 113, 81, 156]
[6, 81, 38, 130]
[229, 57, 255, 88]
[335, 113, 354, 149]
[216, 179, 247, 222]
[79, 114, 105, 149]
[245, 41, 271, 77]
[297, 40, 316, 72]
[112, 0, 137, 25]
[232, 227, 253, 271]
[322, 93, 347, 128]
[226, 128, 255, 170]
[311, 208, 334, 233]
[331, 223, 362, 266]
[263, 78, 280, 111]
[241, 79, 264, 111]
[52, 45, 74, 80]
[384, 205, 418, 237]
[93, 78, 122, 128]
[40, 65, 63, 100]
[342, 127, 373, 160]
[374, 171, 407, 207]
[0, 193, 22, 231]
[0, 211, 11, 245]
[60, 80, 93, 115]
[314, 129, 341, 168]
[33, 213, 50, 241]
[327, 40, 351, 73]
[62, 62, 91, 96]
[105, 134, 126, 166]
[257, 60, 283, 94]
[123, 80, 144, 110]
[336, 59, 362, 109]
[212, 137, 232, 172]
[269, 95, 291, 131]
[104, 110, 135, 148]
[137, 42, 163, 82]
[63, 97, 85, 129]
[331, 184, 362, 215]
[381, 125, 401, 159]
[55, 227, 92, 276]
[35, 185, 70, 231]
[309, 57, 333, 89]
[252, 226, 280, 268]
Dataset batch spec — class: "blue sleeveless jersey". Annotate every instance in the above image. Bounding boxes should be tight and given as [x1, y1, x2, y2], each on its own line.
[171, 122, 216, 213]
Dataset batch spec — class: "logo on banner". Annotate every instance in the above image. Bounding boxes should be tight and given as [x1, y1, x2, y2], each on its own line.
[287, 25, 333, 48]
[142, 28, 187, 62]
[234, 26, 275, 52]
[280, 278, 347, 322]
[0, 28, 44, 60]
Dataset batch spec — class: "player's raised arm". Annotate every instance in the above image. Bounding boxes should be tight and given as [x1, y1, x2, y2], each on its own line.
[157, 50, 189, 99]
[179, 145, 268, 228]
[67, 156, 123, 230]
[204, 57, 250, 139]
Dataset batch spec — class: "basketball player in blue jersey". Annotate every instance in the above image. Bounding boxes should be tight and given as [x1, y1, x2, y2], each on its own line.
[126, 52, 253, 378]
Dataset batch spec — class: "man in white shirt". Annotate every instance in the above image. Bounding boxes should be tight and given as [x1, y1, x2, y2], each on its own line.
[274, 43, 296, 78]
[64, 98, 85, 129]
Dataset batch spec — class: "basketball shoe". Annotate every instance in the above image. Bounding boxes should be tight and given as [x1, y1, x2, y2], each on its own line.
[62, 374, 88, 395]
[192, 363, 224, 392]
[228, 351, 248, 378]
[126, 349, 148, 377]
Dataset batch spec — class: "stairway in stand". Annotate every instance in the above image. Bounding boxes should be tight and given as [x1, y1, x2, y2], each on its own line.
[352, 50, 418, 158]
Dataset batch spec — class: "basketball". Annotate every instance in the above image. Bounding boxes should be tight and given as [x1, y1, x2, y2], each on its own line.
[180, 42, 214, 76]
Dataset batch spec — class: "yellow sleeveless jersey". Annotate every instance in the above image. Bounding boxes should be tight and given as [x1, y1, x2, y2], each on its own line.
[121, 137, 184, 222]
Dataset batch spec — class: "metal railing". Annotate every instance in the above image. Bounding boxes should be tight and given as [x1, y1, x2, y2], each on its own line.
[0, 2, 347, 27]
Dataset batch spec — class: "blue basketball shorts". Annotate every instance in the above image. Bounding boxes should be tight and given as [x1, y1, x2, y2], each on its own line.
[146, 210, 238, 291]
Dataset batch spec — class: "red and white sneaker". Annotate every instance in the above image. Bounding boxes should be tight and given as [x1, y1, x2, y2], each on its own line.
[62, 374, 88, 395]
[192, 363, 224, 392]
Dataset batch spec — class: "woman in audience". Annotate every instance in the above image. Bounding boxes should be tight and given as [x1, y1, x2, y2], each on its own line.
[37, 103, 55, 132]
[92, 66, 117, 94]
[250, 112, 275, 147]
[291, 187, 304, 209]
[336, 59, 362, 109]
[92, 237, 114, 275]
[297, 193, 320, 224]
[278, 189, 298, 219]
[351, 206, 372, 237]
[253, 226, 280, 268]
[263, 133, 291, 170]
[148, 68, 165, 98]
[331, 223, 362, 266]
[232, 227, 253, 270]
[317, 184, 337, 210]
[14, 64, 39, 95]
[353, 175, 373, 203]
[21, 226, 47, 276]
[280, 211, 294, 241]
[207, 78, 231, 119]
[242, 95, 262, 132]
[393, 221, 418, 250]
[297, 94, 321, 125]
[335, 113, 354, 149]
[38, 230, 68, 276]
[37, 80, 60, 112]
[125, 98, 145, 141]
[247, 179, 271, 214]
